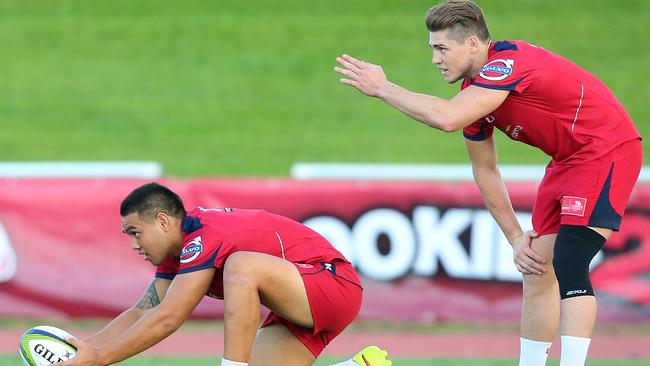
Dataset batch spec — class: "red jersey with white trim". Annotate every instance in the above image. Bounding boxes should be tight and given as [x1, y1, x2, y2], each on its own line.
[155, 207, 352, 299]
[462, 40, 640, 163]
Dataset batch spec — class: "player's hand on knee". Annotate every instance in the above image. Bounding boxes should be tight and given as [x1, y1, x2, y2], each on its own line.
[512, 230, 546, 275]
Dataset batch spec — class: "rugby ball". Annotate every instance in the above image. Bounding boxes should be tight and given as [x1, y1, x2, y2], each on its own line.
[19, 326, 77, 366]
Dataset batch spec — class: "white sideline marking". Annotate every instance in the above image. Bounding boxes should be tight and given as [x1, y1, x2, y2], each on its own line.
[291, 163, 650, 183]
[0, 161, 162, 178]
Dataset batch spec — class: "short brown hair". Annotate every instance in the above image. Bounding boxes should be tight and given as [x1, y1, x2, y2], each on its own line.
[425, 0, 490, 43]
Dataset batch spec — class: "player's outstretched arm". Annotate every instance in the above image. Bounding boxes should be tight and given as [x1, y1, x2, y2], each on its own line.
[56, 269, 213, 366]
[83, 277, 171, 347]
[335, 54, 508, 132]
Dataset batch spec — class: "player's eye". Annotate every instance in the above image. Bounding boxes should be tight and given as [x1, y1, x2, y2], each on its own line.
[134, 232, 141, 239]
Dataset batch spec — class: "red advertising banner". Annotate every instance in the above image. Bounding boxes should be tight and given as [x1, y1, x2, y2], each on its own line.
[0, 178, 648, 323]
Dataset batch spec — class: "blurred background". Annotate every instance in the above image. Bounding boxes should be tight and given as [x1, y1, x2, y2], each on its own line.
[1, 0, 648, 364]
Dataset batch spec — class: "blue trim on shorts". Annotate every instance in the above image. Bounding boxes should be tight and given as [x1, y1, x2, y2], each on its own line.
[588, 163, 622, 230]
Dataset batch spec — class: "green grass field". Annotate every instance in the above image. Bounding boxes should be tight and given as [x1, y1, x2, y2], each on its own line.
[0, 0, 647, 176]
[2, 354, 649, 366]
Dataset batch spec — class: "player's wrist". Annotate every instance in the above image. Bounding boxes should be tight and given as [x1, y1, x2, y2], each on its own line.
[507, 231, 525, 246]
[95, 346, 112, 366]
[375, 80, 396, 100]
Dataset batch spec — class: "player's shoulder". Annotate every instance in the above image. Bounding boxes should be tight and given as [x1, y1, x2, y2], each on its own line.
[182, 208, 227, 243]
[489, 40, 541, 57]
[183, 207, 237, 231]
[492, 40, 520, 52]
[479, 40, 543, 83]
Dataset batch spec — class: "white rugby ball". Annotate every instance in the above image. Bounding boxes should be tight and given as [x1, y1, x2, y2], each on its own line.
[19, 326, 77, 366]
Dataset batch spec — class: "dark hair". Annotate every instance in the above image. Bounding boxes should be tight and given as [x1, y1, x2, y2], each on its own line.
[120, 182, 185, 220]
[425, 0, 490, 43]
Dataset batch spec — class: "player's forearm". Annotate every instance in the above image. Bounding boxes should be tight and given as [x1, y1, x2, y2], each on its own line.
[84, 307, 145, 347]
[376, 82, 462, 132]
[96, 306, 183, 364]
[473, 166, 523, 244]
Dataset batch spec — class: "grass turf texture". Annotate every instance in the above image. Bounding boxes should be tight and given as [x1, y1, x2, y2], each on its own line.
[0, 0, 647, 177]
[2, 354, 650, 366]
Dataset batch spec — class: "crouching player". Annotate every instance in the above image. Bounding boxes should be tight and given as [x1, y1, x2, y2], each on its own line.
[56, 182, 390, 366]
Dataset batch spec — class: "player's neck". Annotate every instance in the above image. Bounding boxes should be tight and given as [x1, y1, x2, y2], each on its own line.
[468, 40, 491, 80]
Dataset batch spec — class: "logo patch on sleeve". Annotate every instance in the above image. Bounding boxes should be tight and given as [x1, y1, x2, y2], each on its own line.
[479, 59, 515, 81]
[561, 196, 587, 217]
[180, 236, 203, 264]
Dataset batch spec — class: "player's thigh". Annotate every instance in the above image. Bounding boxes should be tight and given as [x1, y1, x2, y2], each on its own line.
[249, 324, 316, 366]
[225, 251, 313, 327]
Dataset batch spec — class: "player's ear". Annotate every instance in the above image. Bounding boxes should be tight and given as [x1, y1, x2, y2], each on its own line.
[467, 35, 480, 53]
[156, 212, 171, 231]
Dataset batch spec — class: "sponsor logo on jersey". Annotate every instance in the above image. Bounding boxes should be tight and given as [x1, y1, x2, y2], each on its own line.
[479, 59, 515, 81]
[180, 236, 203, 263]
[561, 196, 587, 217]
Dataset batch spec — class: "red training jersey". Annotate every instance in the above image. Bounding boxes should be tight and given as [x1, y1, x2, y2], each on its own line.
[462, 40, 640, 163]
[156, 207, 352, 299]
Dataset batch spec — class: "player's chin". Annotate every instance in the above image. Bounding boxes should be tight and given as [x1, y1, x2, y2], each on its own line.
[443, 73, 461, 84]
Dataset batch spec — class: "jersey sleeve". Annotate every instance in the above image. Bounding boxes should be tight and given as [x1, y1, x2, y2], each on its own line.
[156, 257, 180, 280]
[463, 117, 495, 141]
[472, 42, 533, 93]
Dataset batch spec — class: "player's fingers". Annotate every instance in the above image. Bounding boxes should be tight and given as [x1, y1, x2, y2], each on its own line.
[527, 230, 539, 238]
[519, 260, 542, 275]
[334, 66, 358, 78]
[524, 255, 546, 274]
[527, 249, 547, 265]
[341, 54, 366, 68]
[336, 56, 362, 73]
[516, 252, 543, 274]
[339, 78, 359, 88]
[515, 262, 533, 275]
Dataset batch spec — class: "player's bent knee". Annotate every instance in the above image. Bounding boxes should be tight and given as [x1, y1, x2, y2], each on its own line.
[553, 225, 606, 299]
[223, 252, 258, 286]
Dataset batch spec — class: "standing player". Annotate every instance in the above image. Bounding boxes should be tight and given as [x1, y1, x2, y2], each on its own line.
[334, 1, 642, 366]
[56, 182, 391, 366]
